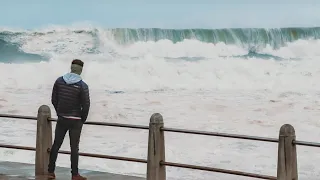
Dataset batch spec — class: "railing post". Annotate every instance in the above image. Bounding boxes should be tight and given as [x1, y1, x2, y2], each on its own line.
[146, 113, 166, 180]
[35, 105, 52, 176]
[277, 124, 298, 180]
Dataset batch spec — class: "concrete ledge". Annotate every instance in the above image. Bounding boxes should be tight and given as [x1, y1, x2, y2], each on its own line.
[0, 161, 145, 180]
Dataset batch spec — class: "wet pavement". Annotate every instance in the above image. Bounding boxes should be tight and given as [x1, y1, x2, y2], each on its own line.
[0, 161, 145, 180]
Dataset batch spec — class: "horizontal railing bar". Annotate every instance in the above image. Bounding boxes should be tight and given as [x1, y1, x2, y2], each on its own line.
[0, 114, 37, 120]
[2, 114, 320, 149]
[0, 144, 36, 151]
[294, 140, 320, 147]
[48, 118, 149, 130]
[162, 127, 279, 143]
[161, 161, 276, 180]
[47, 149, 147, 163]
[0, 143, 147, 164]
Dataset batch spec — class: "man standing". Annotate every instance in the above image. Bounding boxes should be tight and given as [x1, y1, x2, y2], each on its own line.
[48, 59, 90, 180]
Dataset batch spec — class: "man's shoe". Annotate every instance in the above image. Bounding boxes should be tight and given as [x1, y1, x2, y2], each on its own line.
[47, 172, 56, 179]
[72, 174, 87, 180]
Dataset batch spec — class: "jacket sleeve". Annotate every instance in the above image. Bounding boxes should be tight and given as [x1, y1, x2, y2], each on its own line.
[80, 83, 90, 123]
[51, 79, 59, 112]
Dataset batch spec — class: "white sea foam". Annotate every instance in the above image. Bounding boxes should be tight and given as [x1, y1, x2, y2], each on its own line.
[0, 27, 319, 179]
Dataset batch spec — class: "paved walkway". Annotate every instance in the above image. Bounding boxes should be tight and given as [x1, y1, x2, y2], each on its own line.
[0, 161, 145, 180]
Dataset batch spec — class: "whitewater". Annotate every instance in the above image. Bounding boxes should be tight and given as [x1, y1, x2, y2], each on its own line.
[1, 26, 320, 180]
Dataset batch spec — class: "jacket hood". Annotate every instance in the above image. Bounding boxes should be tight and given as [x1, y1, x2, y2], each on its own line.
[62, 73, 82, 84]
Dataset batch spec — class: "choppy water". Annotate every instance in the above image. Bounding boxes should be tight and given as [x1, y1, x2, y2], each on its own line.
[0, 25, 319, 180]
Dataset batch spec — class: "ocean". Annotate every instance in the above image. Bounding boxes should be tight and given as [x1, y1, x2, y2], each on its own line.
[0, 26, 320, 180]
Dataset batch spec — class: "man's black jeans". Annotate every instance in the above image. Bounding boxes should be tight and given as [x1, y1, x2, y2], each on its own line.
[48, 116, 83, 175]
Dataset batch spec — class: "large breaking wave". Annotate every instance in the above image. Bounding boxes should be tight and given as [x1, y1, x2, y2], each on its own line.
[1, 26, 320, 62]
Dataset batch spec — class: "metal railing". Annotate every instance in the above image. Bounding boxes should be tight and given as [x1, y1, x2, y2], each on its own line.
[0, 105, 318, 180]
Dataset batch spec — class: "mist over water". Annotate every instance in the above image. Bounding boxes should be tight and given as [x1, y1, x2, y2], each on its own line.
[0, 26, 319, 92]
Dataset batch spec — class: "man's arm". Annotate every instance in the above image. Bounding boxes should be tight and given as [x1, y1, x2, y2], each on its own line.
[51, 79, 59, 112]
[80, 83, 90, 123]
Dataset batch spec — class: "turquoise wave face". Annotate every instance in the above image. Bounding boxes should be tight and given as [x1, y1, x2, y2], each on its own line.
[105, 27, 320, 48]
[0, 27, 319, 63]
[2, 27, 320, 45]
[0, 39, 47, 63]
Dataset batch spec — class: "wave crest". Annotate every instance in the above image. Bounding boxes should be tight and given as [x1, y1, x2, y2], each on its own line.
[0, 26, 320, 62]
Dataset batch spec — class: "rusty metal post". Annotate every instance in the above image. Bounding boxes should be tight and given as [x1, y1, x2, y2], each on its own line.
[146, 113, 166, 180]
[277, 124, 298, 180]
[35, 105, 52, 175]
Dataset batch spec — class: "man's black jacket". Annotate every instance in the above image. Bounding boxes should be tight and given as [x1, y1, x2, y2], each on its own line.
[51, 75, 90, 123]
